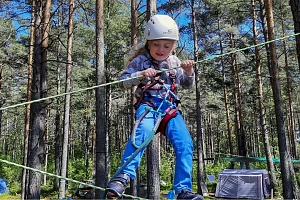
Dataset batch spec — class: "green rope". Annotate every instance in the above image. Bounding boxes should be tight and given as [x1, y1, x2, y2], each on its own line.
[0, 158, 146, 199]
[0, 158, 100, 188]
[1, 32, 299, 112]
[221, 156, 300, 163]
[197, 32, 300, 63]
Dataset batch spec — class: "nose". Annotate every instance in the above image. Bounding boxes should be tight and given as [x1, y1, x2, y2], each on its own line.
[159, 46, 163, 52]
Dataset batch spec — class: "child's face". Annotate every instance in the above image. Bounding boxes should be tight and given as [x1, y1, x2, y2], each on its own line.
[148, 40, 175, 61]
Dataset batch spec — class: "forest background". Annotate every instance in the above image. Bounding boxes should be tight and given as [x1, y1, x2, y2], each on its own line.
[0, 0, 300, 199]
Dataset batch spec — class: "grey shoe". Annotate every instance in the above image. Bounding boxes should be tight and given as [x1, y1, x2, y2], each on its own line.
[177, 188, 204, 200]
[106, 173, 130, 197]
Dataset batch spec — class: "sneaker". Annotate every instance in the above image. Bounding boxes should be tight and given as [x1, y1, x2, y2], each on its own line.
[177, 188, 204, 200]
[106, 173, 130, 197]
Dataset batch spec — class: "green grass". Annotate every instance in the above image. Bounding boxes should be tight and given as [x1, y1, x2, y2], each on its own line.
[0, 193, 21, 200]
[0, 185, 74, 200]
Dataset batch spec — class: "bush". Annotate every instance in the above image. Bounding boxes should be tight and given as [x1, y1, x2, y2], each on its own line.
[67, 158, 94, 193]
[0, 162, 22, 194]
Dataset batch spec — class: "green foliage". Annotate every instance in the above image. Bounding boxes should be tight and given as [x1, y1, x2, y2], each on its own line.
[160, 152, 175, 190]
[40, 185, 59, 200]
[8, 181, 21, 195]
[205, 162, 228, 180]
[0, 161, 22, 194]
[249, 161, 268, 170]
[109, 150, 123, 175]
[293, 164, 300, 186]
[206, 181, 217, 193]
[67, 158, 94, 191]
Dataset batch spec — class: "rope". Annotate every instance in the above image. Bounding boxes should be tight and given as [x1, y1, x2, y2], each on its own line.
[131, 107, 152, 149]
[0, 158, 101, 190]
[0, 32, 299, 112]
[0, 157, 145, 199]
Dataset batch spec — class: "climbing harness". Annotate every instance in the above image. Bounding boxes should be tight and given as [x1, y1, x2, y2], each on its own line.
[131, 81, 180, 148]
[135, 59, 178, 107]
[134, 64, 180, 135]
[134, 60, 179, 135]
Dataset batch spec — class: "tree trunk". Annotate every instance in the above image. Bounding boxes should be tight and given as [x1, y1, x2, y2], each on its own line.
[92, 124, 96, 178]
[59, 0, 74, 198]
[192, 0, 207, 196]
[27, 0, 50, 198]
[218, 19, 234, 169]
[105, 78, 111, 183]
[54, 71, 62, 190]
[22, 0, 35, 198]
[85, 90, 92, 179]
[216, 120, 221, 161]
[146, 0, 156, 20]
[280, 0, 298, 159]
[145, 1, 160, 199]
[252, 106, 261, 157]
[289, 0, 300, 71]
[41, 0, 51, 186]
[54, 0, 63, 190]
[208, 114, 214, 160]
[44, 108, 50, 185]
[129, 0, 139, 196]
[264, 0, 298, 198]
[252, 0, 277, 192]
[230, 29, 248, 169]
[95, 0, 107, 198]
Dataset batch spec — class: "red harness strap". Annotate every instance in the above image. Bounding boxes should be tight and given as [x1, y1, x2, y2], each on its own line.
[135, 76, 164, 108]
[157, 107, 178, 136]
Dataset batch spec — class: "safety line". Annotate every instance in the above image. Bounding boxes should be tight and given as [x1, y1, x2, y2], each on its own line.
[0, 158, 146, 199]
[198, 32, 300, 63]
[0, 32, 299, 112]
[204, 152, 300, 162]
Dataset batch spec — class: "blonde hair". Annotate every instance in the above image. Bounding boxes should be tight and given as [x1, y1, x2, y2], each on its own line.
[123, 43, 146, 67]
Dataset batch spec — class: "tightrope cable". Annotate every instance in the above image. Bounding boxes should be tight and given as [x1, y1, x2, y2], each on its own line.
[0, 158, 146, 199]
[1, 32, 299, 112]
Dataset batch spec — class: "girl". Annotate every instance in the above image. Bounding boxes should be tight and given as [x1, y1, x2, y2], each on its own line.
[106, 14, 204, 200]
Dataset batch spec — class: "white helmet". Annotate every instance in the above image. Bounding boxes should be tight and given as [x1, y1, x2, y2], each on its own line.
[144, 15, 179, 41]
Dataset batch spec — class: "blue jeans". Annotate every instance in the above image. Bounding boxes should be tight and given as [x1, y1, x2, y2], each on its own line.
[118, 99, 194, 193]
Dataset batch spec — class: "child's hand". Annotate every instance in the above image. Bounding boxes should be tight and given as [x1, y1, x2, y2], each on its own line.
[181, 60, 194, 76]
[139, 68, 157, 78]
